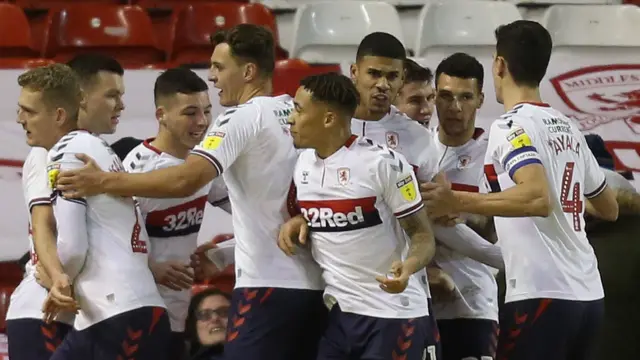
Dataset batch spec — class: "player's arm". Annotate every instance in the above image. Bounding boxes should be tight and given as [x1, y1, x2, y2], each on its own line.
[56, 106, 258, 199]
[23, 149, 67, 284]
[582, 145, 618, 221]
[432, 224, 504, 269]
[208, 177, 231, 214]
[385, 153, 436, 273]
[50, 157, 89, 280]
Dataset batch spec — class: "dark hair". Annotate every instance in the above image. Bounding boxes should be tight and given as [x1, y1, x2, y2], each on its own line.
[356, 32, 406, 61]
[404, 59, 433, 84]
[66, 53, 124, 86]
[300, 72, 360, 118]
[184, 288, 231, 354]
[153, 67, 208, 106]
[494, 20, 552, 88]
[435, 52, 484, 91]
[210, 24, 275, 76]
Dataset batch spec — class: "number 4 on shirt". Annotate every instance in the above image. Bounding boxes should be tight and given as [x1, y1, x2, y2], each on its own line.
[560, 162, 583, 232]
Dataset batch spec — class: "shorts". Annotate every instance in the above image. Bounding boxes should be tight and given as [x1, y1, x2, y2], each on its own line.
[50, 306, 171, 360]
[6, 318, 72, 360]
[224, 287, 327, 360]
[498, 298, 604, 360]
[437, 318, 498, 360]
[427, 298, 442, 360]
[317, 304, 434, 360]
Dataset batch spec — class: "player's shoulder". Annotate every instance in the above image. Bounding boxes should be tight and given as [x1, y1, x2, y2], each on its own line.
[354, 136, 411, 169]
[24, 146, 49, 170]
[122, 140, 164, 173]
[48, 130, 110, 161]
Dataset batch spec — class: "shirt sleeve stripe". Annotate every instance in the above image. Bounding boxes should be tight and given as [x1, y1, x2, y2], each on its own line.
[502, 145, 538, 168]
[209, 196, 230, 207]
[395, 202, 424, 219]
[585, 179, 607, 199]
[28, 197, 52, 212]
[191, 149, 224, 175]
[508, 158, 543, 179]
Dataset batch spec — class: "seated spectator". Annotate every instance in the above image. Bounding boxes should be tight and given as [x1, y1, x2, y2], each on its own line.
[183, 288, 230, 360]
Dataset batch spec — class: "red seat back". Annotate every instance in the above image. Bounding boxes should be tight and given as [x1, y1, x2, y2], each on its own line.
[171, 3, 282, 64]
[44, 4, 165, 66]
[0, 58, 55, 69]
[0, 3, 38, 58]
[15, 0, 124, 10]
[273, 61, 343, 97]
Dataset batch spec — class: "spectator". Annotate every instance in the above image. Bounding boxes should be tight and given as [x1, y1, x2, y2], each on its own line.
[183, 288, 230, 360]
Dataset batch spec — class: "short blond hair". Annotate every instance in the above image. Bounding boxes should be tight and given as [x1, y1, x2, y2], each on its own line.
[17, 63, 83, 121]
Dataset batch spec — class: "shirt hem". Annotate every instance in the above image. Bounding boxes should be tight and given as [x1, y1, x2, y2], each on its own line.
[234, 279, 325, 291]
[505, 291, 605, 303]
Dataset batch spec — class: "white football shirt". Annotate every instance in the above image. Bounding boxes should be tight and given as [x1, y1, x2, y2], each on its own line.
[351, 106, 438, 300]
[294, 135, 429, 319]
[48, 130, 165, 330]
[432, 128, 499, 321]
[484, 102, 606, 303]
[5, 147, 74, 324]
[191, 95, 323, 290]
[124, 139, 211, 332]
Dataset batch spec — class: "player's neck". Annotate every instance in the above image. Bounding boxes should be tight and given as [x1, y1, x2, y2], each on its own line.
[46, 126, 79, 150]
[438, 127, 474, 147]
[237, 80, 273, 105]
[315, 128, 353, 159]
[501, 85, 542, 113]
[353, 104, 386, 121]
[150, 131, 190, 159]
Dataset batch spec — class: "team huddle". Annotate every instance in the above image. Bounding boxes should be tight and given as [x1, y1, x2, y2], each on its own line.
[5, 19, 618, 360]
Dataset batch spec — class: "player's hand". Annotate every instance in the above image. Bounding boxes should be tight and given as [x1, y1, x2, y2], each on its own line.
[191, 242, 224, 282]
[278, 214, 309, 256]
[375, 260, 410, 294]
[427, 267, 457, 302]
[35, 263, 53, 290]
[42, 273, 79, 324]
[150, 261, 194, 291]
[420, 182, 460, 219]
[432, 213, 464, 227]
[56, 153, 105, 198]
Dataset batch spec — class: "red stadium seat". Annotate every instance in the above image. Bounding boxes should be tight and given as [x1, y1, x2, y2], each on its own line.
[196, 233, 235, 294]
[136, 0, 249, 8]
[0, 3, 39, 58]
[170, 3, 285, 65]
[273, 60, 342, 97]
[44, 4, 165, 66]
[0, 285, 15, 333]
[0, 58, 55, 69]
[14, 0, 125, 10]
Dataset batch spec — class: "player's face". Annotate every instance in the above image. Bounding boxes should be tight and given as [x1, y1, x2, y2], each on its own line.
[209, 43, 247, 107]
[81, 71, 124, 135]
[435, 74, 483, 138]
[288, 87, 327, 149]
[492, 53, 506, 105]
[395, 81, 435, 126]
[159, 91, 212, 150]
[196, 294, 230, 346]
[351, 56, 404, 116]
[17, 89, 61, 148]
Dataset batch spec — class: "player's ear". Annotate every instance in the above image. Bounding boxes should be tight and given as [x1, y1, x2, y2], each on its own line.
[350, 63, 358, 82]
[78, 89, 88, 112]
[155, 106, 166, 125]
[324, 111, 336, 128]
[477, 91, 485, 109]
[243, 62, 258, 82]
[493, 55, 506, 80]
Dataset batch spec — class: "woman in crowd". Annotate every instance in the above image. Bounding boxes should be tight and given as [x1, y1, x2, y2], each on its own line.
[183, 288, 230, 360]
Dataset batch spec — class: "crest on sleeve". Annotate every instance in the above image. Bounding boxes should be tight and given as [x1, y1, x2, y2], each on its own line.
[337, 167, 350, 186]
[506, 128, 532, 149]
[202, 131, 226, 150]
[385, 132, 399, 149]
[396, 175, 417, 202]
[47, 163, 61, 189]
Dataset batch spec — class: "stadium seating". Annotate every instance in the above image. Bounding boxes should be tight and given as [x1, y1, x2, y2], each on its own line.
[43, 4, 165, 66]
[0, 3, 39, 59]
[272, 59, 342, 96]
[136, 0, 250, 9]
[0, 58, 55, 69]
[289, 1, 405, 64]
[505, 0, 622, 4]
[14, 0, 126, 10]
[171, 3, 284, 65]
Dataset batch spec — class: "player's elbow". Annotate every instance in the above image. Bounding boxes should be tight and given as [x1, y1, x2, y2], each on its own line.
[529, 187, 552, 217]
[589, 187, 619, 221]
[173, 175, 199, 198]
